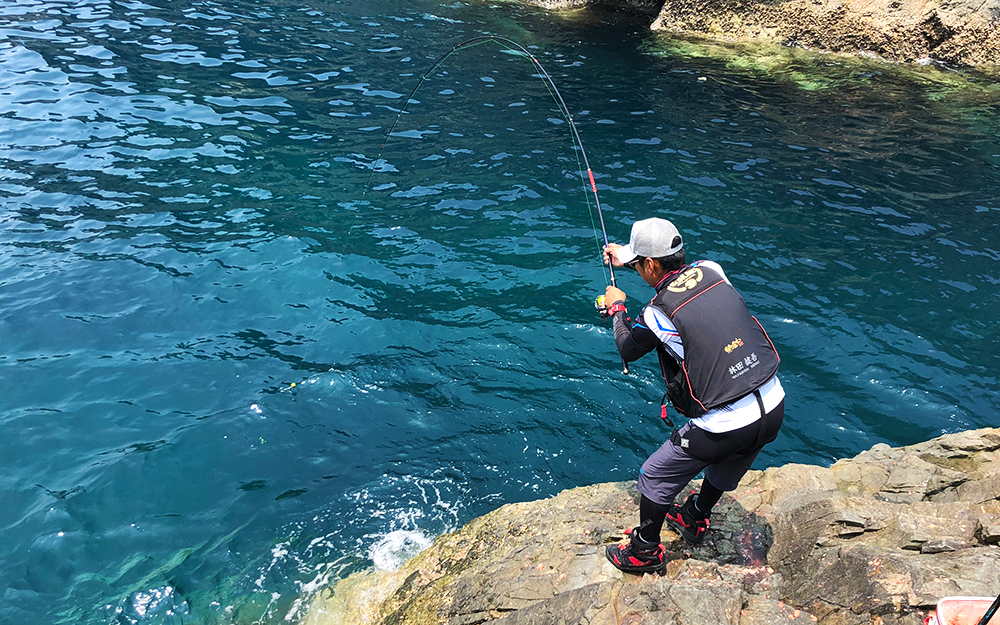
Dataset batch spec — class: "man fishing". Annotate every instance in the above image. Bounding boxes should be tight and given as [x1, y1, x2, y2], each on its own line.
[601, 217, 785, 574]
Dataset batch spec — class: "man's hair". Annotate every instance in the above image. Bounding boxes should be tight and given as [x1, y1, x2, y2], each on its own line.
[651, 248, 686, 273]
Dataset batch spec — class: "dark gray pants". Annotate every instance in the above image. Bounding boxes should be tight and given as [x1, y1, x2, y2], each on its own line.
[637, 399, 784, 505]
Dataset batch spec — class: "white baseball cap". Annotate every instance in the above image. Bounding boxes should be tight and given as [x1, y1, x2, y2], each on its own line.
[615, 218, 684, 265]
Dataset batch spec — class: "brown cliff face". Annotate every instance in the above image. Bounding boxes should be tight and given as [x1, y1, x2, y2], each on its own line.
[524, 0, 1000, 66]
[304, 428, 1000, 625]
[648, 0, 1000, 66]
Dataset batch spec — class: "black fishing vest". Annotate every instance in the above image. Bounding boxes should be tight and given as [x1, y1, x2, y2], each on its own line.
[651, 264, 780, 418]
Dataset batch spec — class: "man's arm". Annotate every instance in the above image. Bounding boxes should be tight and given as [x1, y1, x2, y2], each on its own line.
[604, 282, 661, 363]
[694, 259, 730, 285]
[611, 305, 660, 362]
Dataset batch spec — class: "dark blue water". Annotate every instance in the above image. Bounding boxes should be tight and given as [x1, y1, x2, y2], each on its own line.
[2, 0, 999, 623]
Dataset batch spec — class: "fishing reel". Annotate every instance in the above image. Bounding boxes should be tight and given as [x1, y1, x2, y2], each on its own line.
[595, 295, 610, 319]
[595, 295, 627, 320]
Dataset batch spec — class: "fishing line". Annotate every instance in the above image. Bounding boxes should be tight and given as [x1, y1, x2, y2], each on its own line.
[354, 35, 629, 374]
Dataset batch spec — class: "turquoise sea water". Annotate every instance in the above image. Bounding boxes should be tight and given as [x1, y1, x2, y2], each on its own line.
[2, 0, 999, 623]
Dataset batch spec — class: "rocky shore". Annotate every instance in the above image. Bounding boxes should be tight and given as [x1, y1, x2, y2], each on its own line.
[525, 0, 1000, 66]
[303, 428, 1000, 625]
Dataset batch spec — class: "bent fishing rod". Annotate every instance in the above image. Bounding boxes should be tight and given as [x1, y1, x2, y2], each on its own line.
[363, 35, 629, 374]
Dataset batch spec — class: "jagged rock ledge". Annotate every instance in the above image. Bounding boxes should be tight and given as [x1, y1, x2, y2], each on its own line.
[526, 0, 1000, 66]
[304, 428, 1000, 625]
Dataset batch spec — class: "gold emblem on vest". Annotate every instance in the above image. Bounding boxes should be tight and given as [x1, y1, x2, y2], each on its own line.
[667, 267, 703, 293]
[724, 338, 744, 354]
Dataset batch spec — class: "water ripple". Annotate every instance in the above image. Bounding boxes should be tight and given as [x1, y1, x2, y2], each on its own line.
[2, 1, 1000, 624]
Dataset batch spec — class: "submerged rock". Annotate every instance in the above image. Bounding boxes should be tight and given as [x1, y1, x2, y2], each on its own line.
[303, 428, 1000, 625]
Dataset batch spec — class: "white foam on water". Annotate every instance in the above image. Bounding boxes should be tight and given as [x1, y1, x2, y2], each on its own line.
[111, 585, 191, 623]
[250, 471, 469, 622]
[368, 529, 433, 571]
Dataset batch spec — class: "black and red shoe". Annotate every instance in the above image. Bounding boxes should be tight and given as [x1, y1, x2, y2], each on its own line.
[605, 528, 665, 574]
[665, 494, 710, 544]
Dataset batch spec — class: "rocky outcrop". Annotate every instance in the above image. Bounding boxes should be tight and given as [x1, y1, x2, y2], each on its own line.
[525, 0, 1000, 66]
[303, 428, 1000, 625]
[647, 0, 1000, 66]
[527, 0, 664, 15]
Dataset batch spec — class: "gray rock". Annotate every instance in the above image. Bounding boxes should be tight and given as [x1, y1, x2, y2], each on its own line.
[920, 539, 964, 554]
[302, 427, 1000, 625]
[492, 582, 614, 624]
[977, 510, 1000, 544]
[742, 597, 817, 625]
[519, 0, 1000, 65]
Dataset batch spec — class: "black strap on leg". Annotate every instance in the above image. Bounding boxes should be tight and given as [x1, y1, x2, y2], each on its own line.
[752, 389, 768, 449]
[638, 495, 671, 543]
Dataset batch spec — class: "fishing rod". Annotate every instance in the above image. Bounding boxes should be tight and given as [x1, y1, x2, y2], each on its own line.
[976, 594, 1000, 625]
[362, 35, 629, 374]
